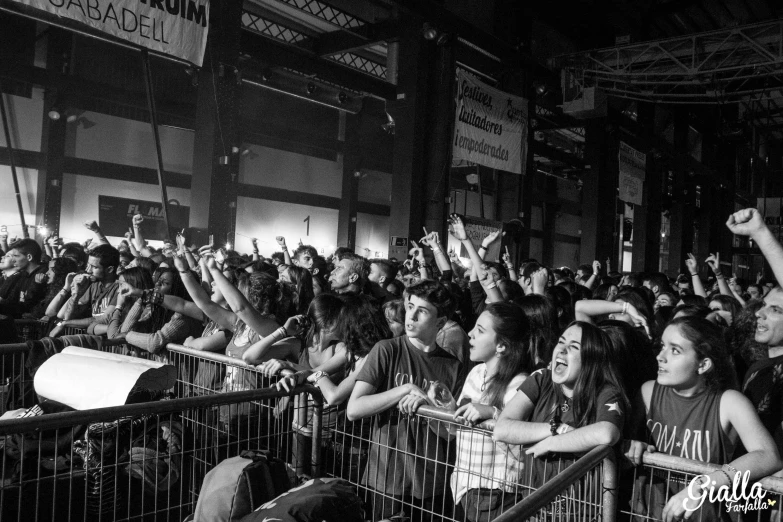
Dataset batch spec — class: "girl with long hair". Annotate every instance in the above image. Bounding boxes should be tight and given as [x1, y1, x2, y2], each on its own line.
[494, 321, 629, 501]
[36, 257, 79, 319]
[625, 317, 781, 521]
[451, 302, 533, 522]
[108, 267, 200, 360]
[280, 264, 315, 316]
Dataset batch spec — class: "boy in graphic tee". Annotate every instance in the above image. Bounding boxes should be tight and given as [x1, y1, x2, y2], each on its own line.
[348, 280, 463, 521]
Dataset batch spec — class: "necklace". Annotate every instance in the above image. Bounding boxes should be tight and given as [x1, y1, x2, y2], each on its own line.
[560, 397, 571, 413]
[481, 366, 487, 392]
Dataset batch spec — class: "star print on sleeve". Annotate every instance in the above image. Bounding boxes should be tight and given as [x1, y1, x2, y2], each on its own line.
[605, 402, 622, 415]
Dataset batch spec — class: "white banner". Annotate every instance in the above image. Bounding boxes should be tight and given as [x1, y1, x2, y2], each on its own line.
[11, 0, 209, 65]
[452, 71, 528, 174]
[618, 141, 646, 206]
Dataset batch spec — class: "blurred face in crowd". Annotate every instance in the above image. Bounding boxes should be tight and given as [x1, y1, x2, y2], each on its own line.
[748, 286, 762, 301]
[154, 271, 175, 296]
[46, 260, 57, 282]
[1, 252, 16, 271]
[485, 266, 501, 283]
[368, 263, 384, 284]
[328, 258, 354, 292]
[278, 266, 292, 284]
[655, 293, 675, 311]
[10, 249, 31, 272]
[755, 288, 783, 348]
[606, 285, 619, 302]
[295, 252, 314, 270]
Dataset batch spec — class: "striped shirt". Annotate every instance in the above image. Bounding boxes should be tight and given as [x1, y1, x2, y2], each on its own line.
[450, 364, 527, 505]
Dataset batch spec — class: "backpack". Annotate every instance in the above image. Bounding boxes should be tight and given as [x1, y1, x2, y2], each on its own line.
[192, 450, 292, 522]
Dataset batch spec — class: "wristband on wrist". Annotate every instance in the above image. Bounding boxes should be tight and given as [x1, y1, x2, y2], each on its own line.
[714, 271, 723, 278]
[622, 302, 629, 315]
[483, 282, 497, 290]
[690, 272, 698, 277]
[492, 406, 500, 421]
[279, 326, 288, 337]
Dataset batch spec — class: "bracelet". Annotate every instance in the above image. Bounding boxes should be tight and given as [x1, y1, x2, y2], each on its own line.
[690, 272, 698, 277]
[549, 416, 561, 436]
[492, 406, 500, 421]
[432, 248, 443, 255]
[714, 271, 723, 278]
[622, 302, 628, 315]
[252, 250, 259, 254]
[484, 282, 497, 290]
[718, 469, 734, 486]
[722, 463, 739, 480]
[279, 326, 288, 337]
[59, 288, 71, 295]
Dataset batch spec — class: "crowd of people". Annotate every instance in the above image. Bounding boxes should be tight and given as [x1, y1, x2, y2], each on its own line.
[0, 207, 782, 521]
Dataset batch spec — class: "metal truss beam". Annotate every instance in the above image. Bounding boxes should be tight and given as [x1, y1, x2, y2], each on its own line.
[265, 0, 365, 30]
[241, 9, 388, 80]
[554, 19, 783, 104]
[240, 29, 395, 99]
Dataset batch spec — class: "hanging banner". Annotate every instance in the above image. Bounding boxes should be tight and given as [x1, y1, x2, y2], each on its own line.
[452, 71, 528, 174]
[98, 195, 189, 240]
[618, 141, 646, 206]
[10, 0, 209, 65]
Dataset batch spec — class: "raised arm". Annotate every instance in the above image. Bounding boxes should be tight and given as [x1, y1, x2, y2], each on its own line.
[173, 255, 235, 330]
[574, 299, 648, 331]
[251, 238, 260, 262]
[450, 214, 502, 302]
[580, 260, 601, 290]
[420, 231, 451, 275]
[705, 252, 731, 296]
[502, 246, 517, 282]
[276, 236, 292, 265]
[728, 276, 747, 307]
[685, 253, 707, 297]
[727, 208, 783, 288]
[477, 229, 502, 261]
[84, 220, 109, 249]
[206, 256, 277, 336]
[131, 214, 152, 257]
[125, 231, 140, 258]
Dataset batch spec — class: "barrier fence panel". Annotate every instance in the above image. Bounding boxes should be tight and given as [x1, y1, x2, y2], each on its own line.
[11, 320, 50, 343]
[0, 387, 318, 522]
[616, 452, 783, 522]
[323, 404, 617, 522]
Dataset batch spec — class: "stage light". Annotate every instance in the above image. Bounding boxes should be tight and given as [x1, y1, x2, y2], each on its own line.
[422, 23, 438, 41]
[48, 108, 62, 120]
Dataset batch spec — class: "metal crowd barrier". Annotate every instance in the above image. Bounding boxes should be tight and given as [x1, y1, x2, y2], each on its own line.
[0, 386, 319, 522]
[618, 452, 783, 522]
[323, 404, 617, 522]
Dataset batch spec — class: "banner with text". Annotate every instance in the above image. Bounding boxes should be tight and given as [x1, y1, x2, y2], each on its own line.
[99, 195, 189, 240]
[618, 141, 646, 206]
[11, 0, 209, 65]
[452, 71, 528, 174]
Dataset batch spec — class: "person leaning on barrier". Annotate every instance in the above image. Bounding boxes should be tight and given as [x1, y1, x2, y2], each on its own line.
[346, 280, 464, 521]
[493, 321, 628, 486]
[624, 316, 781, 522]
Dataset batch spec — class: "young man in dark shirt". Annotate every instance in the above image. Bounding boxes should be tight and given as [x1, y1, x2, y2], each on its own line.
[52, 244, 120, 333]
[0, 239, 47, 317]
[347, 280, 463, 521]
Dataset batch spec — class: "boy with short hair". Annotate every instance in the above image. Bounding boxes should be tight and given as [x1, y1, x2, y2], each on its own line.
[347, 280, 463, 521]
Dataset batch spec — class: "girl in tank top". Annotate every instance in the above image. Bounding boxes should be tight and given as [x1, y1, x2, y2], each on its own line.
[625, 316, 781, 521]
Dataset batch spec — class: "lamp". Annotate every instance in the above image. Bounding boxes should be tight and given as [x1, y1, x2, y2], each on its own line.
[422, 23, 438, 41]
[48, 107, 62, 120]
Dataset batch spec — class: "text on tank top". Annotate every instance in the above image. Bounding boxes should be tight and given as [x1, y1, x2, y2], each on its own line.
[647, 382, 732, 463]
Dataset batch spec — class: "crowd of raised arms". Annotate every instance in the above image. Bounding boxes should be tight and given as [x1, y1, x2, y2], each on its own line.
[1, 207, 783, 522]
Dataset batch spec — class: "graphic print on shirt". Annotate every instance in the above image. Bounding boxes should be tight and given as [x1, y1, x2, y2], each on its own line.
[394, 372, 431, 392]
[647, 418, 713, 461]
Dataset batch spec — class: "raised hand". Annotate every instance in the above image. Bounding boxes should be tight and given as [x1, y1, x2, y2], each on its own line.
[72, 273, 93, 292]
[35, 273, 49, 284]
[63, 272, 77, 290]
[448, 214, 468, 241]
[705, 253, 720, 272]
[83, 220, 99, 232]
[685, 253, 699, 275]
[592, 260, 601, 274]
[419, 230, 440, 249]
[283, 315, 305, 337]
[275, 236, 287, 248]
[726, 208, 766, 238]
[132, 213, 144, 227]
[172, 255, 188, 272]
[482, 229, 502, 248]
[409, 240, 425, 262]
[502, 247, 512, 266]
[531, 267, 548, 291]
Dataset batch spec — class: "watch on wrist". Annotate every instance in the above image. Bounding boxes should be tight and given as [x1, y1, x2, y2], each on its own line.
[307, 371, 326, 384]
